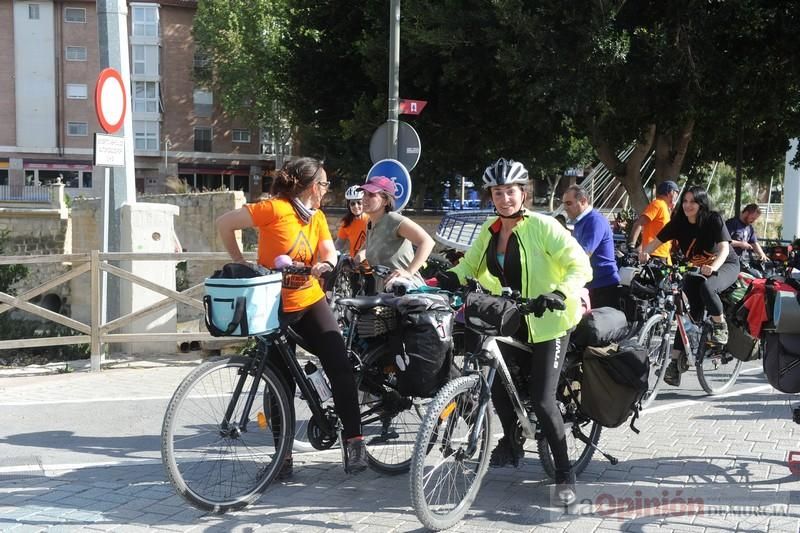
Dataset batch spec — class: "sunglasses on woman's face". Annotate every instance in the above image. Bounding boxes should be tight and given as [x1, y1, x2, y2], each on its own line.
[349, 200, 362, 206]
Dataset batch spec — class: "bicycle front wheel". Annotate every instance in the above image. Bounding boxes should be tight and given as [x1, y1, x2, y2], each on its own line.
[410, 375, 490, 531]
[638, 314, 672, 409]
[696, 343, 743, 395]
[161, 356, 293, 512]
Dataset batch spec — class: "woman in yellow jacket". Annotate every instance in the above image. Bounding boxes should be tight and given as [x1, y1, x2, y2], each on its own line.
[437, 158, 592, 506]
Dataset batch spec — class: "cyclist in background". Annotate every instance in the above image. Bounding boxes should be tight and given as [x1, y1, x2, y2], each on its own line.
[629, 180, 680, 263]
[725, 203, 768, 263]
[336, 185, 369, 258]
[561, 184, 621, 309]
[355, 175, 435, 290]
[215, 157, 368, 476]
[436, 158, 592, 506]
[639, 185, 738, 386]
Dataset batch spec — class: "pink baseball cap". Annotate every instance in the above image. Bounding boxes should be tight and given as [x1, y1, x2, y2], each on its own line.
[359, 176, 396, 195]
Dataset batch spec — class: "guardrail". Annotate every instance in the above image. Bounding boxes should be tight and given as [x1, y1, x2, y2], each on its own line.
[0, 251, 254, 371]
[434, 210, 495, 251]
[0, 184, 54, 203]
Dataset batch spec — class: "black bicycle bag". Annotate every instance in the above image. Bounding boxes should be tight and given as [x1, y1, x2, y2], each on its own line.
[581, 338, 648, 432]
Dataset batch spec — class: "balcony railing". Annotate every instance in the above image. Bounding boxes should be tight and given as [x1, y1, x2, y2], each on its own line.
[0, 184, 54, 203]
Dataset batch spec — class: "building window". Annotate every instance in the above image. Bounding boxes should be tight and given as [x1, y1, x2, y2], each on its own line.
[133, 120, 159, 151]
[193, 89, 213, 118]
[132, 5, 158, 37]
[132, 45, 159, 76]
[133, 81, 159, 113]
[194, 127, 212, 152]
[66, 46, 87, 61]
[29, 4, 40, 19]
[193, 50, 212, 77]
[64, 7, 86, 23]
[232, 129, 251, 143]
[67, 122, 88, 136]
[66, 84, 88, 99]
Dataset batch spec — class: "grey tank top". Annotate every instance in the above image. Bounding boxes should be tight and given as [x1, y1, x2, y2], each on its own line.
[365, 211, 425, 288]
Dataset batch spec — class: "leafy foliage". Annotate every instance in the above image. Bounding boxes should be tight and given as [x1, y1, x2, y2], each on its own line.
[193, 1, 800, 210]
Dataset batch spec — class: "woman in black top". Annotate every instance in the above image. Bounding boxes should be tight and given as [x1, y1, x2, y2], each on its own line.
[640, 186, 738, 386]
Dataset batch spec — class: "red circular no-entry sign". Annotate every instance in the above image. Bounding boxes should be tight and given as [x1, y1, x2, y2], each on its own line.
[95, 68, 127, 134]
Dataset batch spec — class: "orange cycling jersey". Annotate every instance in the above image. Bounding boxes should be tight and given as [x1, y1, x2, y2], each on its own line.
[246, 197, 332, 312]
[337, 216, 368, 257]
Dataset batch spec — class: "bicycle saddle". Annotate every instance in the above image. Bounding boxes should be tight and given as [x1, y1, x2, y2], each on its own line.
[338, 294, 392, 310]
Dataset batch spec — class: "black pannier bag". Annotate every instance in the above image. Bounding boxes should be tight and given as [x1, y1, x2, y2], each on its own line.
[390, 293, 456, 398]
[762, 333, 800, 394]
[571, 307, 630, 348]
[581, 338, 649, 432]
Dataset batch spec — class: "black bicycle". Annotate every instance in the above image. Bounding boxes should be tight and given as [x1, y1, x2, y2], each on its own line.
[161, 266, 429, 512]
[409, 288, 615, 530]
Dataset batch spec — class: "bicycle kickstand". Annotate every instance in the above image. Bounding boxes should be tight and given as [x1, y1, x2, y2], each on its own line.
[574, 429, 619, 465]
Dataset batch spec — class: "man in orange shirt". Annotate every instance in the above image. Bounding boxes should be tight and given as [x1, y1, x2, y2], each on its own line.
[628, 180, 680, 262]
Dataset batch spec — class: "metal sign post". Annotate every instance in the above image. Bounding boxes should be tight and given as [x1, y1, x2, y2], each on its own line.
[387, 0, 400, 160]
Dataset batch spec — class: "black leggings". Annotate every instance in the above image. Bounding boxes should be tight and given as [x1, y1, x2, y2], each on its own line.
[682, 261, 739, 320]
[272, 298, 361, 439]
[489, 331, 572, 472]
[673, 261, 739, 351]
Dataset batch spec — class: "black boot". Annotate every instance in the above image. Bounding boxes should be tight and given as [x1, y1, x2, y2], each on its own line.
[489, 436, 524, 468]
[664, 360, 681, 387]
[554, 468, 576, 506]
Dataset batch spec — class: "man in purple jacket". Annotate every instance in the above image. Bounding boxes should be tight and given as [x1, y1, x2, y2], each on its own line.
[562, 185, 621, 309]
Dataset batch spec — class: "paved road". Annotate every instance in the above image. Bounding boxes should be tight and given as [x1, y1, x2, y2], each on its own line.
[0, 356, 799, 532]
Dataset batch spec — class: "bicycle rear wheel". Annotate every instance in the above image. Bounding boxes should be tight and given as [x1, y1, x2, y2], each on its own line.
[357, 368, 428, 474]
[696, 341, 742, 394]
[637, 314, 671, 409]
[410, 375, 490, 531]
[161, 356, 293, 512]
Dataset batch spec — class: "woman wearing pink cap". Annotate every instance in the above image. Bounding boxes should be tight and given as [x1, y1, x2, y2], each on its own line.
[355, 175, 434, 290]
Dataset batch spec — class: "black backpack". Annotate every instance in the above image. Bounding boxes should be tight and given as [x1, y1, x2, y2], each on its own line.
[580, 338, 648, 432]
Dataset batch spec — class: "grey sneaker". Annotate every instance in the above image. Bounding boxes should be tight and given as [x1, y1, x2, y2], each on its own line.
[343, 438, 368, 474]
[555, 469, 577, 506]
[711, 320, 729, 345]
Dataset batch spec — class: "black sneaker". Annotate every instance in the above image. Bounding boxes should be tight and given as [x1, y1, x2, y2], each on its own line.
[664, 360, 681, 387]
[489, 436, 524, 468]
[343, 438, 368, 474]
[711, 320, 729, 345]
[555, 469, 576, 506]
[276, 455, 293, 481]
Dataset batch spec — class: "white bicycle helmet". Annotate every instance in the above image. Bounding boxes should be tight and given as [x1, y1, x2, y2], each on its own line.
[482, 158, 529, 189]
[345, 185, 364, 200]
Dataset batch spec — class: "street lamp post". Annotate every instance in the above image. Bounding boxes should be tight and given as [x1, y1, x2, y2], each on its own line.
[163, 138, 172, 176]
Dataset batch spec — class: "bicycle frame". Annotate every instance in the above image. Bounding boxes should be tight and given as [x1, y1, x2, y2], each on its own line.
[221, 326, 337, 440]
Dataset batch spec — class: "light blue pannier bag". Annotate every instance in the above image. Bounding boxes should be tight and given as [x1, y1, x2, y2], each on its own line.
[204, 267, 282, 337]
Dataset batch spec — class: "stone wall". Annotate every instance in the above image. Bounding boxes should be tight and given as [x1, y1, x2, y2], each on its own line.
[0, 207, 71, 314]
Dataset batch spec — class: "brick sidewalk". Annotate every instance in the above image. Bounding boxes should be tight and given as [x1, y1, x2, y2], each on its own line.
[1, 363, 799, 532]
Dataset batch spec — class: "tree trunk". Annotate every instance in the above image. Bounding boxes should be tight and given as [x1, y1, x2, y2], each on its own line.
[653, 118, 695, 183]
[589, 123, 655, 212]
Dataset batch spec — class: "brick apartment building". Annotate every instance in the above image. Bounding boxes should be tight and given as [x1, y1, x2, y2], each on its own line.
[0, 0, 280, 200]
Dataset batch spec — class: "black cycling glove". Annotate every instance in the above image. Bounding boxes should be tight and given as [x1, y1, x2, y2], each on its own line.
[435, 271, 461, 291]
[529, 290, 566, 317]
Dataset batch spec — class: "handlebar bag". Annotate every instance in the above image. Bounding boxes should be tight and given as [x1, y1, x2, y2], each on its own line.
[463, 292, 521, 336]
[203, 263, 281, 337]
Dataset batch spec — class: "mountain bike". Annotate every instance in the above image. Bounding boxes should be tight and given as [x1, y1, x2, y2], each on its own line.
[409, 289, 617, 530]
[161, 265, 429, 512]
[633, 261, 743, 405]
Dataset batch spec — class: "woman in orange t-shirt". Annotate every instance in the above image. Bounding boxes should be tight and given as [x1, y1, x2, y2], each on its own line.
[336, 185, 369, 257]
[215, 157, 367, 476]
